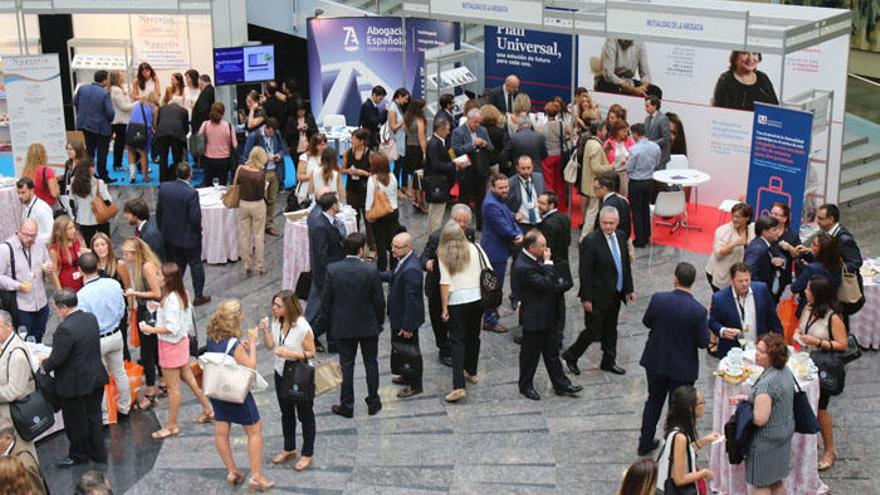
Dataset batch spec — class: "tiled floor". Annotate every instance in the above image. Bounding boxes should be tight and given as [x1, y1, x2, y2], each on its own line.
[36, 187, 880, 494]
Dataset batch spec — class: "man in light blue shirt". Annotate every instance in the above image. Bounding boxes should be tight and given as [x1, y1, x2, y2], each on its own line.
[626, 123, 661, 247]
[76, 252, 130, 415]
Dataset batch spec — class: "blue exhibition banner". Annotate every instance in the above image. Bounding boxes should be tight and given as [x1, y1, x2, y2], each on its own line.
[307, 17, 458, 126]
[484, 25, 574, 111]
[746, 103, 813, 231]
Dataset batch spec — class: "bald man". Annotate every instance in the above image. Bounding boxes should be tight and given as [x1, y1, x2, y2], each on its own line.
[489, 75, 521, 114]
[383, 232, 425, 398]
[0, 219, 52, 341]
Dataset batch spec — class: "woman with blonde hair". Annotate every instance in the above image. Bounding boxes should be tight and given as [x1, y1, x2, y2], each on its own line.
[21, 143, 59, 208]
[121, 238, 163, 409]
[139, 262, 214, 440]
[438, 219, 487, 403]
[206, 299, 273, 491]
[48, 215, 85, 291]
[0, 456, 35, 495]
[236, 146, 269, 274]
[506, 92, 533, 134]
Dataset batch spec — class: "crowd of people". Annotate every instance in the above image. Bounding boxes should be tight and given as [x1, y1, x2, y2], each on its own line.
[0, 66, 868, 495]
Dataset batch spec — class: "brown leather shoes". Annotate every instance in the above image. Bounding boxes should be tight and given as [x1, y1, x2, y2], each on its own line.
[193, 295, 212, 307]
[397, 386, 423, 398]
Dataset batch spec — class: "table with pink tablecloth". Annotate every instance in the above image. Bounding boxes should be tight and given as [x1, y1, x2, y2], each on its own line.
[0, 185, 24, 240]
[199, 188, 240, 264]
[709, 371, 827, 495]
[281, 212, 358, 292]
[849, 272, 879, 350]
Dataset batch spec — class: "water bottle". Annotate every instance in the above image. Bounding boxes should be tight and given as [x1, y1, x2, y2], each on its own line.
[17, 326, 28, 341]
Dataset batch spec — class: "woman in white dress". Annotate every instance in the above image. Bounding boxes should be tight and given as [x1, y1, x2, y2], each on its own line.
[183, 69, 201, 118]
[296, 134, 327, 203]
[308, 147, 345, 203]
[131, 62, 161, 100]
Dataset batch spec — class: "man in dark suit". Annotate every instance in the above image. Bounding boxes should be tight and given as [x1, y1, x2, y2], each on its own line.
[593, 172, 632, 239]
[154, 98, 190, 182]
[480, 174, 523, 332]
[709, 262, 783, 358]
[320, 233, 385, 418]
[422, 204, 474, 367]
[802, 203, 864, 316]
[260, 82, 287, 133]
[383, 232, 425, 398]
[563, 206, 635, 375]
[452, 109, 495, 230]
[123, 199, 164, 260]
[156, 163, 210, 306]
[501, 116, 547, 171]
[41, 289, 109, 467]
[637, 262, 709, 456]
[538, 190, 571, 264]
[488, 75, 520, 114]
[513, 230, 583, 401]
[190, 75, 215, 136]
[305, 190, 346, 350]
[424, 118, 460, 232]
[358, 85, 387, 148]
[744, 215, 784, 290]
[435, 94, 456, 147]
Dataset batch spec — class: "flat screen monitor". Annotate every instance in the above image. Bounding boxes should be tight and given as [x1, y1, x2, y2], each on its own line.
[213, 44, 275, 86]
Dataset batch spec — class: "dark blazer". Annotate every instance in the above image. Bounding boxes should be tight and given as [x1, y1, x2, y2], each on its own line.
[286, 112, 318, 155]
[486, 125, 508, 172]
[156, 102, 190, 141]
[594, 193, 632, 239]
[41, 310, 108, 398]
[744, 237, 775, 286]
[480, 191, 522, 263]
[241, 131, 286, 184]
[320, 257, 385, 339]
[191, 84, 215, 133]
[424, 135, 454, 181]
[708, 282, 782, 358]
[501, 128, 547, 169]
[358, 99, 387, 142]
[306, 207, 345, 293]
[488, 85, 517, 113]
[791, 261, 842, 316]
[578, 229, 634, 307]
[435, 109, 456, 149]
[512, 252, 572, 332]
[833, 225, 863, 272]
[261, 95, 287, 129]
[385, 252, 424, 331]
[136, 218, 165, 260]
[639, 289, 709, 383]
[540, 210, 571, 263]
[506, 172, 545, 216]
[451, 124, 495, 157]
[422, 226, 475, 297]
[73, 83, 114, 136]
[644, 111, 670, 167]
[156, 179, 201, 249]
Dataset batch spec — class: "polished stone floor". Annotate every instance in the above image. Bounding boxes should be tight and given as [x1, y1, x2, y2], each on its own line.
[35, 187, 880, 494]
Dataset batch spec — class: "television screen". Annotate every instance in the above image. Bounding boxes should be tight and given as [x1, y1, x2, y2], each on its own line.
[213, 45, 276, 86]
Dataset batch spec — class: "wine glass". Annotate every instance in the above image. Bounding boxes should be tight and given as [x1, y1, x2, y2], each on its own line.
[146, 300, 160, 325]
[212, 177, 220, 190]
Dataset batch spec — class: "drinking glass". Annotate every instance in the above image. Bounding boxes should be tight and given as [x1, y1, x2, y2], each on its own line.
[212, 177, 220, 189]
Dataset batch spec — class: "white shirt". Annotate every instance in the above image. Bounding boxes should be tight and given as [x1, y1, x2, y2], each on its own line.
[156, 291, 193, 344]
[732, 287, 758, 346]
[22, 196, 54, 245]
[516, 176, 541, 225]
[521, 248, 552, 265]
[366, 173, 399, 212]
[271, 315, 312, 376]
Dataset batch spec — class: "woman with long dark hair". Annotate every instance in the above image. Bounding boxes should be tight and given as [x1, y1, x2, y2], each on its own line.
[163, 72, 185, 105]
[70, 159, 113, 241]
[61, 140, 86, 198]
[769, 202, 802, 300]
[403, 98, 428, 212]
[183, 69, 201, 117]
[617, 458, 657, 495]
[92, 231, 133, 361]
[309, 146, 345, 202]
[342, 128, 372, 232]
[792, 232, 842, 315]
[656, 386, 717, 493]
[365, 154, 399, 272]
[198, 101, 237, 186]
[131, 61, 160, 99]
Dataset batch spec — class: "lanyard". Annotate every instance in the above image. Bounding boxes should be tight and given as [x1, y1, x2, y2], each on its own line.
[21, 245, 32, 270]
[736, 295, 746, 322]
[26, 198, 36, 218]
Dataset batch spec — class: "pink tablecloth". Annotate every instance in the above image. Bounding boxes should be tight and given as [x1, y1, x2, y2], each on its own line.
[709, 372, 827, 495]
[201, 204, 240, 264]
[849, 279, 879, 349]
[0, 185, 23, 240]
[281, 215, 358, 291]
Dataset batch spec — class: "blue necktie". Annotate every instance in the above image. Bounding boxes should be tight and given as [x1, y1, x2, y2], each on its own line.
[609, 233, 623, 292]
[333, 217, 347, 238]
[525, 179, 537, 224]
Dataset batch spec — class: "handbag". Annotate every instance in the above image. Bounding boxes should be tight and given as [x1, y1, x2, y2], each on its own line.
[5, 345, 56, 441]
[279, 360, 315, 404]
[294, 271, 311, 300]
[792, 372, 820, 433]
[365, 176, 394, 222]
[125, 103, 149, 148]
[422, 174, 449, 204]
[390, 338, 422, 379]
[189, 132, 207, 158]
[563, 153, 580, 184]
[559, 120, 575, 164]
[313, 360, 342, 396]
[226, 122, 241, 170]
[838, 266, 862, 304]
[128, 307, 140, 348]
[474, 244, 502, 310]
[777, 294, 798, 344]
[90, 179, 118, 223]
[222, 166, 242, 208]
[657, 428, 698, 495]
[810, 348, 846, 396]
[379, 122, 399, 161]
[842, 333, 862, 364]
[0, 242, 20, 327]
[200, 339, 258, 404]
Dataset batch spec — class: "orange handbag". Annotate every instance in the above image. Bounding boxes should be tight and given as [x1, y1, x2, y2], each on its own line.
[124, 360, 144, 405]
[129, 308, 140, 348]
[104, 376, 119, 425]
[778, 294, 798, 344]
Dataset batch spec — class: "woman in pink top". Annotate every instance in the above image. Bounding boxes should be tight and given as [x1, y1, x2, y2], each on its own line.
[603, 120, 636, 197]
[198, 101, 237, 186]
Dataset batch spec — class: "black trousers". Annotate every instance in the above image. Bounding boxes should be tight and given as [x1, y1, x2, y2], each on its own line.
[155, 136, 186, 182]
[638, 372, 692, 451]
[519, 329, 571, 392]
[448, 301, 483, 390]
[426, 287, 450, 358]
[273, 373, 316, 455]
[164, 242, 206, 298]
[565, 297, 622, 367]
[629, 179, 653, 247]
[594, 77, 663, 99]
[111, 123, 127, 170]
[60, 388, 106, 463]
[371, 210, 399, 272]
[137, 304, 160, 387]
[201, 156, 230, 186]
[83, 130, 111, 180]
[337, 336, 380, 411]
[392, 329, 423, 390]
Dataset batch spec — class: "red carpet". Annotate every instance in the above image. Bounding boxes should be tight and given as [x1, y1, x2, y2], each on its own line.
[649, 202, 718, 255]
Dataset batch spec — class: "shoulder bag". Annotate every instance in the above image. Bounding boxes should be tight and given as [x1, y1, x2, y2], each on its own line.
[559, 120, 575, 165]
[91, 179, 118, 224]
[294, 271, 311, 300]
[222, 166, 242, 209]
[200, 339, 257, 404]
[422, 174, 450, 204]
[4, 343, 56, 441]
[125, 103, 149, 148]
[838, 265, 862, 304]
[806, 312, 851, 397]
[365, 176, 394, 222]
[379, 121, 399, 161]
[474, 244, 502, 310]
[792, 371, 820, 434]
[656, 428, 698, 495]
[0, 242, 20, 327]
[276, 327, 315, 404]
[313, 360, 342, 396]
[190, 130, 207, 158]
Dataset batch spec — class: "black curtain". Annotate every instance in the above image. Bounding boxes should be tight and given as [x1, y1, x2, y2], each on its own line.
[39, 14, 75, 129]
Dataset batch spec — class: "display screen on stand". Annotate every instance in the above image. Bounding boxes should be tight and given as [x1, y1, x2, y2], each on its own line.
[213, 45, 276, 86]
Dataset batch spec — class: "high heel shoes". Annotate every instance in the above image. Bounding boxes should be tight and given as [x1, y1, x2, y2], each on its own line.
[271, 450, 296, 464]
[818, 449, 837, 471]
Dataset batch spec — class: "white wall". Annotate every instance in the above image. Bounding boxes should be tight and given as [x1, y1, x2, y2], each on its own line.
[246, 0, 372, 39]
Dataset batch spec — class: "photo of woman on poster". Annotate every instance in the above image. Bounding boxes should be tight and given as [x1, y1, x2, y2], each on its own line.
[712, 51, 779, 111]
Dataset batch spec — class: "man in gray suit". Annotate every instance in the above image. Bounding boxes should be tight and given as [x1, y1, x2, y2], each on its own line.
[501, 115, 547, 172]
[452, 109, 495, 230]
[643, 95, 671, 202]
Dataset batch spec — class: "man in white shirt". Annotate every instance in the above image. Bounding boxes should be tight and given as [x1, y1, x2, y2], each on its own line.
[16, 178, 53, 245]
[708, 262, 782, 358]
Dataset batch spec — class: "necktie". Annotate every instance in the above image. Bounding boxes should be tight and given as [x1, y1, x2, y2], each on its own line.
[333, 217, 347, 238]
[524, 179, 536, 224]
[506, 93, 513, 113]
[609, 233, 623, 292]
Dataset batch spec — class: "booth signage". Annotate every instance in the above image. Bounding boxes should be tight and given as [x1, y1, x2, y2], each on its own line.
[132, 14, 190, 69]
[52, 0, 179, 10]
[746, 103, 813, 231]
[606, 3, 748, 47]
[4, 54, 67, 175]
[429, 0, 542, 27]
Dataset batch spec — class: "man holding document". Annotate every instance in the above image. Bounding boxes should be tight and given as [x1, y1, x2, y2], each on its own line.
[424, 118, 469, 232]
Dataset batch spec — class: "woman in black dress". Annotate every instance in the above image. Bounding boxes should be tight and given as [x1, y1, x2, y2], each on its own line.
[713, 51, 779, 111]
[342, 129, 374, 250]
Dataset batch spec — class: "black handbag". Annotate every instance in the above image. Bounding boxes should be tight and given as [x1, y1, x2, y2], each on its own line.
[5, 345, 56, 441]
[125, 103, 149, 148]
[0, 242, 20, 327]
[792, 372, 820, 434]
[474, 244, 502, 310]
[422, 174, 450, 204]
[659, 429, 698, 495]
[390, 339, 422, 379]
[558, 120, 575, 164]
[279, 360, 315, 404]
[295, 272, 311, 301]
[810, 349, 846, 396]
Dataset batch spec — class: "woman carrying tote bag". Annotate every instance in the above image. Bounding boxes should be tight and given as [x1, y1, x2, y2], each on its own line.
[365, 154, 399, 272]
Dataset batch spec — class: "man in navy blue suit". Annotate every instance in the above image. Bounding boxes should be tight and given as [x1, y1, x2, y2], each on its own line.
[744, 215, 784, 292]
[709, 262, 782, 358]
[383, 232, 425, 398]
[156, 163, 210, 306]
[637, 262, 709, 456]
[480, 173, 523, 333]
[305, 189, 346, 351]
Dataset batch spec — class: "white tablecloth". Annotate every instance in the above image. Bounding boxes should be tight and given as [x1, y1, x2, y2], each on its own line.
[652, 169, 711, 187]
[709, 368, 827, 495]
[850, 261, 879, 349]
[0, 184, 23, 240]
[198, 188, 240, 264]
[281, 208, 358, 291]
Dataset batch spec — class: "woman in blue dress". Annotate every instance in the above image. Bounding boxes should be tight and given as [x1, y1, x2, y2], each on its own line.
[127, 92, 157, 183]
[206, 299, 274, 491]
